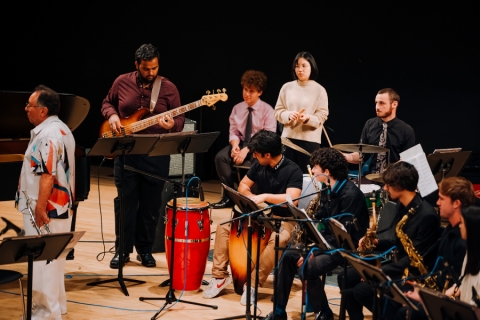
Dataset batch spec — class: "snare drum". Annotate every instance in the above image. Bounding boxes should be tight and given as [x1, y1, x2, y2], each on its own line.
[229, 204, 272, 295]
[359, 184, 382, 208]
[165, 197, 211, 291]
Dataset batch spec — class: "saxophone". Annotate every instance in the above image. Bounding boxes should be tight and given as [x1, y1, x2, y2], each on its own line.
[305, 165, 321, 218]
[358, 193, 378, 254]
[291, 165, 321, 245]
[395, 207, 438, 290]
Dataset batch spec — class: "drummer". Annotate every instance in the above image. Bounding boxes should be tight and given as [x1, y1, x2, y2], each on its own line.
[203, 130, 303, 305]
[343, 88, 415, 174]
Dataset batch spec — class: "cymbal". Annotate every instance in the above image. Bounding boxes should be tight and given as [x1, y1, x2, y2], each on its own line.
[365, 173, 384, 184]
[281, 137, 311, 157]
[332, 143, 388, 153]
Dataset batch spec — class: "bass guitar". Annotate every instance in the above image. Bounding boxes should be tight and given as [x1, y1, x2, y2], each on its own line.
[99, 89, 228, 138]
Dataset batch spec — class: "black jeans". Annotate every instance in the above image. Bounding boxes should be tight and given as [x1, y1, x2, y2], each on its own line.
[114, 154, 169, 254]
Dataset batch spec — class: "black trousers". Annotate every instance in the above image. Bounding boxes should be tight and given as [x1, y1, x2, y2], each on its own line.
[283, 138, 320, 174]
[114, 154, 170, 254]
[275, 247, 342, 313]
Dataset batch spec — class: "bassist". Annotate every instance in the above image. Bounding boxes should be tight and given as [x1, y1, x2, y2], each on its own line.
[101, 43, 185, 269]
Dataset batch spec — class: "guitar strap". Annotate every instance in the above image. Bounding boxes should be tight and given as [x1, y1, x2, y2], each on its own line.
[150, 76, 163, 113]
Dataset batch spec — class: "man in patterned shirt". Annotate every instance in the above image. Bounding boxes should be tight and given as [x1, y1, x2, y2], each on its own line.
[16, 85, 76, 320]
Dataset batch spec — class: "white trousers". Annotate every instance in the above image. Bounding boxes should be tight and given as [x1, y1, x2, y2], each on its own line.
[23, 213, 72, 320]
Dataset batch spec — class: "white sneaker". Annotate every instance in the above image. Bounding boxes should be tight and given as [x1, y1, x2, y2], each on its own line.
[240, 284, 256, 306]
[202, 277, 232, 299]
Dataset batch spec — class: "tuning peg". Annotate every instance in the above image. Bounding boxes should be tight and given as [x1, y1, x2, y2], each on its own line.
[222, 88, 226, 93]
[206, 90, 210, 95]
[217, 89, 221, 93]
[212, 105, 216, 110]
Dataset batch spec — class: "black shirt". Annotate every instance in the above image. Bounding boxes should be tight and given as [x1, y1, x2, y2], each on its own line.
[246, 156, 303, 217]
[379, 194, 440, 279]
[315, 179, 369, 246]
[360, 117, 415, 172]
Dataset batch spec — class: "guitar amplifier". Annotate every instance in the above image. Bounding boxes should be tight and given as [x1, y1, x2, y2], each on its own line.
[168, 118, 196, 177]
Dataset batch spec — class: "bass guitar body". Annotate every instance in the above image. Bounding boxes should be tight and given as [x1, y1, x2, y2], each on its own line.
[99, 107, 150, 138]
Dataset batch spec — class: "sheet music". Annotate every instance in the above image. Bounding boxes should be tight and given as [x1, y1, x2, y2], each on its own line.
[287, 203, 332, 249]
[400, 144, 438, 197]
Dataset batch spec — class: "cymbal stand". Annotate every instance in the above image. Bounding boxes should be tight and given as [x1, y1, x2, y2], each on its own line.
[357, 145, 364, 190]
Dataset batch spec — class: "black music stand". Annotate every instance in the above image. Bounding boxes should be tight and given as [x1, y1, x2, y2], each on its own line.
[216, 184, 276, 320]
[285, 203, 330, 317]
[418, 286, 480, 320]
[339, 252, 417, 320]
[427, 151, 471, 183]
[86, 135, 160, 295]
[138, 132, 220, 320]
[0, 232, 78, 320]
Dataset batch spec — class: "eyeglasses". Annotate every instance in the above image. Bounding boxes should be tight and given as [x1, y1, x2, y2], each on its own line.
[25, 102, 43, 109]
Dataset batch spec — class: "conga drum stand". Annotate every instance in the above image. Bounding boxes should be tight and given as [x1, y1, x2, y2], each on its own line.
[137, 132, 220, 320]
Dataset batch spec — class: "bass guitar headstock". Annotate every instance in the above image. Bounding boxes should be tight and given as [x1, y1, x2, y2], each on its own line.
[201, 89, 228, 110]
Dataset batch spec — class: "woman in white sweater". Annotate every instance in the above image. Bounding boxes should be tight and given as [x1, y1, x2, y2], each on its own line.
[274, 51, 328, 173]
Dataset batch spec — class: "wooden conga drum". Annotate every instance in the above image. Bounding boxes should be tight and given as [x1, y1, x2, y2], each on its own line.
[228, 204, 272, 295]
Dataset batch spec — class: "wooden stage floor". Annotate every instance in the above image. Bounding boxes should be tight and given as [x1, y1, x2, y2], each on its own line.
[0, 165, 371, 319]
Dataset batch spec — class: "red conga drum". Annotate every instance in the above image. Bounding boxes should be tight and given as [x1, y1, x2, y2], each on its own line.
[228, 204, 272, 295]
[165, 197, 211, 291]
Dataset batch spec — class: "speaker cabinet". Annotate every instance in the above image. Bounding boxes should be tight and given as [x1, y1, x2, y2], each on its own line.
[168, 118, 196, 177]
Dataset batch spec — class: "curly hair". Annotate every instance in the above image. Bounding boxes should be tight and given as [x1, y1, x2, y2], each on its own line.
[240, 70, 267, 92]
[135, 44, 159, 63]
[247, 130, 282, 157]
[34, 84, 60, 116]
[438, 177, 477, 207]
[309, 148, 349, 181]
[382, 161, 418, 192]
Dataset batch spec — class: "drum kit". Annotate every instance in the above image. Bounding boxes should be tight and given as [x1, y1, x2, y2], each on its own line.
[332, 143, 389, 210]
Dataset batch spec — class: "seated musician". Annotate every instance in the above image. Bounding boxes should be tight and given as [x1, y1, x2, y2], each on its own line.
[203, 130, 303, 305]
[343, 88, 415, 174]
[339, 161, 440, 320]
[264, 147, 369, 320]
[211, 70, 277, 209]
[394, 177, 477, 320]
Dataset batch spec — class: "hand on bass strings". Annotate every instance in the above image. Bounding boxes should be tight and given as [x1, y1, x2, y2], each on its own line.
[108, 114, 123, 134]
[158, 114, 175, 130]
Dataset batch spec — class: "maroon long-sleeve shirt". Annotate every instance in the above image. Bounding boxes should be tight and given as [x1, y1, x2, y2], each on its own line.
[101, 72, 185, 134]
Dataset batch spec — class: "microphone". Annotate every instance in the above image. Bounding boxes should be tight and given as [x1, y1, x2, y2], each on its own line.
[0, 217, 25, 236]
[314, 173, 331, 201]
[444, 261, 461, 287]
[198, 181, 205, 202]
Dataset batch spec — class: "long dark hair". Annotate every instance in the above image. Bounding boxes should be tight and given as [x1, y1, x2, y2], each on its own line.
[462, 205, 480, 276]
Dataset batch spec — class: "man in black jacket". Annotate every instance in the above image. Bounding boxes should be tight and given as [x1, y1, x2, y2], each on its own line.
[339, 161, 440, 320]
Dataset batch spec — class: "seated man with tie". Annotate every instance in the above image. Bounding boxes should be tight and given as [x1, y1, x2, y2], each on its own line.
[211, 70, 277, 209]
[343, 88, 415, 173]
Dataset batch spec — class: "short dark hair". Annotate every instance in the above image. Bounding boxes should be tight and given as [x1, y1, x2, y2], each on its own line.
[461, 205, 480, 276]
[135, 44, 159, 64]
[247, 130, 283, 157]
[310, 148, 349, 181]
[291, 51, 318, 81]
[240, 70, 267, 92]
[438, 177, 477, 207]
[377, 88, 400, 104]
[34, 85, 60, 116]
[382, 161, 418, 192]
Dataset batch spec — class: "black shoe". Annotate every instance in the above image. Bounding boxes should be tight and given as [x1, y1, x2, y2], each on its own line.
[211, 197, 233, 209]
[109, 253, 130, 269]
[315, 310, 333, 320]
[264, 312, 287, 320]
[137, 253, 156, 267]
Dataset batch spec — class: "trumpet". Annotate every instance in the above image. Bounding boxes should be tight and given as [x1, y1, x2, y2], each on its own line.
[22, 191, 51, 235]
